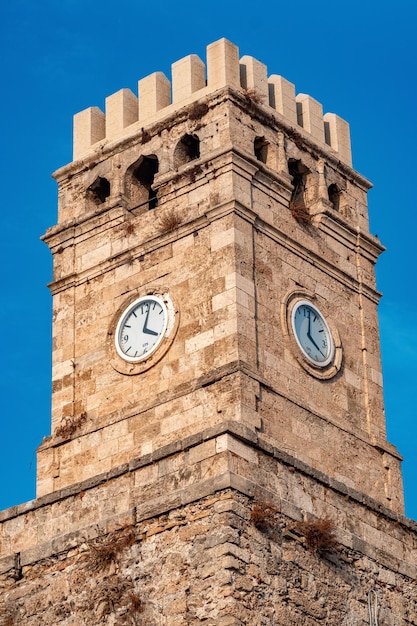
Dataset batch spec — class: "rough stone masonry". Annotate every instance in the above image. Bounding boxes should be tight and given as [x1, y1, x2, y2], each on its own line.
[1, 38, 416, 624]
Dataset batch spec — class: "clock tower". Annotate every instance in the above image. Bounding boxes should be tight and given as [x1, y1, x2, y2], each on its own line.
[37, 38, 403, 512]
[1, 39, 415, 625]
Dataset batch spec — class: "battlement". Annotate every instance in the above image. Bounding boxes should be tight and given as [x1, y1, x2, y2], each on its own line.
[73, 38, 352, 166]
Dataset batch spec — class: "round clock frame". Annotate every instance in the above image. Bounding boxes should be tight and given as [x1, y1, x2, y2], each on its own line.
[109, 291, 178, 375]
[282, 291, 342, 379]
[291, 300, 335, 368]
[115, 295, 168, 363]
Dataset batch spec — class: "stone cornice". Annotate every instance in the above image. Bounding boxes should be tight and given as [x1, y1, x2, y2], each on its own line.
[1, 420, 415, 577]
[45, 146, 380, 302]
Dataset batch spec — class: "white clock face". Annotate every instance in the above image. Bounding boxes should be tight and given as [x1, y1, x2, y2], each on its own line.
[291, 301, 334, 367]
[115, 296, 168, 362]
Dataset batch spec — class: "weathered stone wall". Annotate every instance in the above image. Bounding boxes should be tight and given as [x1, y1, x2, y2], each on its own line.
[2, 430, 416, 624]
[1, 484, 416, 625]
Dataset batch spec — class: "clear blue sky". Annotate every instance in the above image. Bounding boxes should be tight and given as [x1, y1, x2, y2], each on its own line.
[1, 1, 416, 518]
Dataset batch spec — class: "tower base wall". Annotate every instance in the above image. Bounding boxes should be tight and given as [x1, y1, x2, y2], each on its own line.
[1, 424, 416, 624]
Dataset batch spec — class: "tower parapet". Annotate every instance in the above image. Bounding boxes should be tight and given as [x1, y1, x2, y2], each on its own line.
[74, 38, 352, 166]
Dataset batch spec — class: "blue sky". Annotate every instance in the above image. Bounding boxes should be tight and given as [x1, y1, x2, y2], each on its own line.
[1, 1, 416, 518]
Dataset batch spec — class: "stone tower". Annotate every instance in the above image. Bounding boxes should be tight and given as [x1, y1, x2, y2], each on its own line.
[1, 39, 416, 625]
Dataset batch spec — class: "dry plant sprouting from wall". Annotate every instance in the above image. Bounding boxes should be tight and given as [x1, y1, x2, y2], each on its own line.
[242, 88, 265, 104]
[295, 518, 337, 554]
[86, 526, 137, 573]
[288, 159, 311, 225]
[127, 591, 144, 614]
[289, 199, 311, 225]
[158, 209, 182, 234]
[141, 129, 151, 144]
[80, 574, 144, 624]
[56, 412, 87, 439]
[123, 220, 136, 236]
[82, 527, 144, 624]
[189, 102, 209, 120]
[250, 502, 279, 533]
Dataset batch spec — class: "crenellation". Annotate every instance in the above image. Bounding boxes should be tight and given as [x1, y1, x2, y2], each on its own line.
[138, 71, 171, 120]
[239, 55, 268, 100]
[172, 54, 206, 103]
[323, 112, 352, 165]
[105, 88, 138, 139]
[73, 106, 105, 160]
[268, 74, 297, 124]
[206, 37, 240, 90]
[296, 93, 325, 143]
[72, 38, 352, 166]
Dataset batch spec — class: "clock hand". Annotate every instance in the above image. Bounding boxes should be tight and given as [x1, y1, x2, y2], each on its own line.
[309, 333, 326, 357]
[143, 327, 159, 336]
[313, 341, 326, 357]
[306, 311, 316, 346]
[142, 304, 159, 336]
[306, 311, 325, 356]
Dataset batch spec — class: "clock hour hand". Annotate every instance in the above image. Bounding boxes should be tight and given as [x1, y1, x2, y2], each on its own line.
[143, 327, 158, 336]
[306, 312, 325, 356]
[311, 337, 325, 357]
[142, 305, 159, 336]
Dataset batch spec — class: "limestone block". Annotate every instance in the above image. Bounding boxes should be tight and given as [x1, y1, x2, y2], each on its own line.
[210, 227, 236, 252]
[236, 288, 251, 310]
[324, 112, 352, 166]
[134, 464, 159, 488]
[370, 367, 383, 386]
[212, 288, 236, 312]
[73, 106, 105, 160]
[239, 55, 268, 100]
[225, 272, 255, 296]
[296, 93, 325, 143]
[268, 74, 297, 124]
[207, 38, 240, 90]
[138, 71, 170, 120]
[52, 359, 74, 381]
[160, 404, 204, 436]
[172, 54, 206, 103]
[105, 88, 138, 139]
[79, 241, 111, 272]
[97, 439, 117, 461]
[216, 434, 258, 465]
[199, 453, 231, 484]
[210, 540, 251, 563]
[345, 368, 362, 390]
[213, 318, 238, 341]
[188, 439, 217, 465]
[185, 328, 214, 354]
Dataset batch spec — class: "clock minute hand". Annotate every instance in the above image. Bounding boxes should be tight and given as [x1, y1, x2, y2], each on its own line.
[142, 305, 159, 336]
[306, 312, 325, 355]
